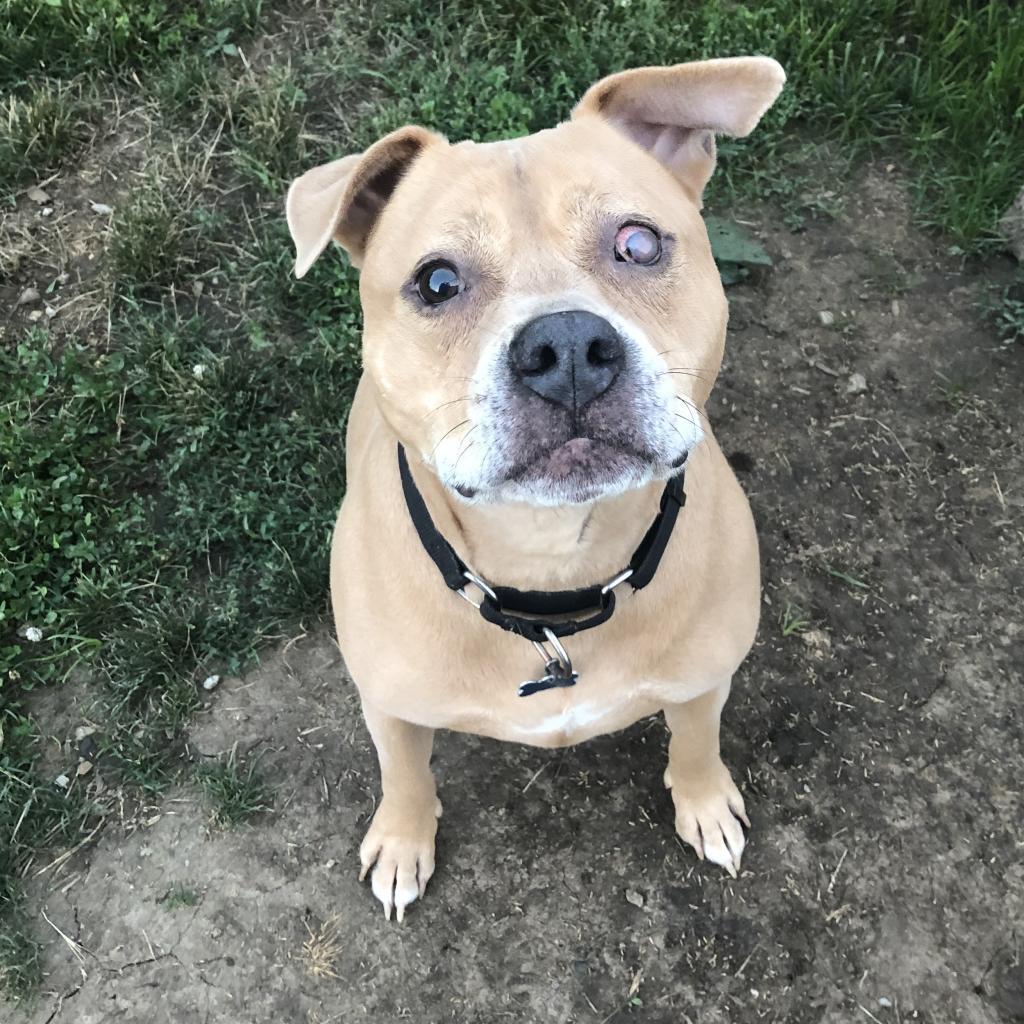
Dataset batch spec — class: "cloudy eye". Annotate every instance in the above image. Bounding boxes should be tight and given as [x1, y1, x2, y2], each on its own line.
[614, 223, 662, 265]
[416, 260, 462, 304]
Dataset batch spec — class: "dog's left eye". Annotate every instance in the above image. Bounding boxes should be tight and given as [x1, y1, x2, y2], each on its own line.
[614, 223, 661, 265]
[415, 260, 462, 304]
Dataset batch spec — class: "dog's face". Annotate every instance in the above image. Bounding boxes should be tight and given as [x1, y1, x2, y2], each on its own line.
[287, 59, 784, 505]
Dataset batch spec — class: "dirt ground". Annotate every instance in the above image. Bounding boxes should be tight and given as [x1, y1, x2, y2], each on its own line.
[12, 167, 1024, 1023]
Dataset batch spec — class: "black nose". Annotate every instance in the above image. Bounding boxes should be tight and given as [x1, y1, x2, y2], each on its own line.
[508, 310, 625, 411]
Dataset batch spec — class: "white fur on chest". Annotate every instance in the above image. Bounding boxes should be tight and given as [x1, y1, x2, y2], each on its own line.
[512, 697, 625, 739]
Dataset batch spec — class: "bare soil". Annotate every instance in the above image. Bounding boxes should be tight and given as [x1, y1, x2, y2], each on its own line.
[12, 168, 1024, 1024]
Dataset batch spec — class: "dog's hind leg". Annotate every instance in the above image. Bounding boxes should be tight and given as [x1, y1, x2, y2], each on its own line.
[663, 681, 749, 878]
[358, 702, 442, 921]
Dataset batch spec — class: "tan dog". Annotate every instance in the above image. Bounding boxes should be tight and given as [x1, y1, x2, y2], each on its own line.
[286, 58, 785, 921]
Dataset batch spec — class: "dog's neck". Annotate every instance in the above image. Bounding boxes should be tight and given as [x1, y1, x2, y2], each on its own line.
[412, 464, 666, 592]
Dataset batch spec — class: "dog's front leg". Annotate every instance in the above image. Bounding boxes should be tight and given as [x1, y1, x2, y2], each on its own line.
[358, 702, 441, 921]
[663, 683, 750, 878]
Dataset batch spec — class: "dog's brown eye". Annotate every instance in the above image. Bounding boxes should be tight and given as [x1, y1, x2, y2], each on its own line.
[614, 223, 661, 265]
[416, 261, 461, 304]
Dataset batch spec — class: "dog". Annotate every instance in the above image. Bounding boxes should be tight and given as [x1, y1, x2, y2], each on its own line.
[285, 57, 785, 921]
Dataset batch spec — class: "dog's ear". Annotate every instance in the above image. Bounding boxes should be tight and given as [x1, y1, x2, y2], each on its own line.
[573, 58, 785, 202]
[285, 125, 443, 277]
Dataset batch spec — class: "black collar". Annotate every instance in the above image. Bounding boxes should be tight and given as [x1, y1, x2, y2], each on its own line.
[397, 444, 686, 650]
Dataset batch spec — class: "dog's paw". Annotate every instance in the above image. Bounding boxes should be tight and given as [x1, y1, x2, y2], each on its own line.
[664, 761, 749, 878]
[358, 796, 442, 922]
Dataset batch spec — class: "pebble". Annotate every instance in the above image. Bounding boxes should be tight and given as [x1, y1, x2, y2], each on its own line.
[24, 626, 43, 642]
[74, 725, 97, 742]
[45, 304, 57, 319]
[54, 774, 70, 789]
[41, 207, 53, 217]
[818, 310, 835, 326]
[27, 310, 43, 322]
[27, 186, 51, 204]
[625, 888, 645, 908]
[90, 201, 113, 215]
[202, 674, 221, 691]
[76, 760, 93, 776]
[846, 372, 868, 395]
[17, 287, 40, 306]
[879, 997, 893, 1008]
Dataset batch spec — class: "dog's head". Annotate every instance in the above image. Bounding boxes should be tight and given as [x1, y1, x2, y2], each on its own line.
[287, 59, 784, 506]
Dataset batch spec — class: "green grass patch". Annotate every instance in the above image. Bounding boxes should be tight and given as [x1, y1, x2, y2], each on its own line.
[198, 749, 273, 827]
[0, 0, 264, 89]
[158, 882, 202, 909]
[0, 77, 97, 184]
[2, 0, 1022, 1001]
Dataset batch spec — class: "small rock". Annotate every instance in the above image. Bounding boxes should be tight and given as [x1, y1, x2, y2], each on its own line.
[17, 287, 40, 306]
[846, 372, 868, 395]
[24, 626, 43, 642]
[801, 628, 832, 654]
[57, 271, 70, 284]
[41, 207, 53, 217]
[192, 280, 204, 298]
[27, 186, 51, 204]
[999, 186, 1024, 261]
[27, 310, 43, 322]
[192, 363, 207, 379]
[76, 760, 93, 777]
[54, 773, 70, 789]
[625, 889, 645, 908]
[90, 201, 113, 215]
[202, 674, 220, 691]
[74, 725, 97, 742]
[879, 997, 893, 1008]
[818, 310, 835, 327]
[44, 304, 57, 319]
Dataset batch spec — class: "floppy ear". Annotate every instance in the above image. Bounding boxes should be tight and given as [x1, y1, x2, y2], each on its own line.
[285, 125, 444, 277]
[572, 57, 785, 202]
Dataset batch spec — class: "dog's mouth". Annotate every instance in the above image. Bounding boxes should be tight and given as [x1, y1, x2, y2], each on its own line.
[509, 436, 649, 484]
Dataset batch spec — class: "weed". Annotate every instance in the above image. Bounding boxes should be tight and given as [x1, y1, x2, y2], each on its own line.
[197, 748, 273, 827]
[159, 883, 202, 909]
[780, 603, 811, 638]
[934, 372, 975, 410]
[985, 279, 1024, 347]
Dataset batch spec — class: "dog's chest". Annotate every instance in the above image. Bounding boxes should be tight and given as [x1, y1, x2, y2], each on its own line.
[442, 676, 666, 748]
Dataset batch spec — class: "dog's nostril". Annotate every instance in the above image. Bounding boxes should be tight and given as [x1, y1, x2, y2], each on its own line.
[587, 338, 619, 366]
[522, 343, 557, 376]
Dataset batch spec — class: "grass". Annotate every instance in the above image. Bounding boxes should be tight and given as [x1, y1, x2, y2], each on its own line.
[159, 883, 202, 909]
[1, 0, 1022, 1002]
[780, 603, 812, 638]
[197, 749, 273, 827]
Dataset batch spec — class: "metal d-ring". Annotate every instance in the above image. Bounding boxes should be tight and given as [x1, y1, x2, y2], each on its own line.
[601, 568, 634, 595]
[532, 626, 573, 676]
[458, 569, 498, 609]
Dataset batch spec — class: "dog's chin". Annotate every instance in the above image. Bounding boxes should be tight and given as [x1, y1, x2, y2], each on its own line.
[453, 438, 668, 507]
